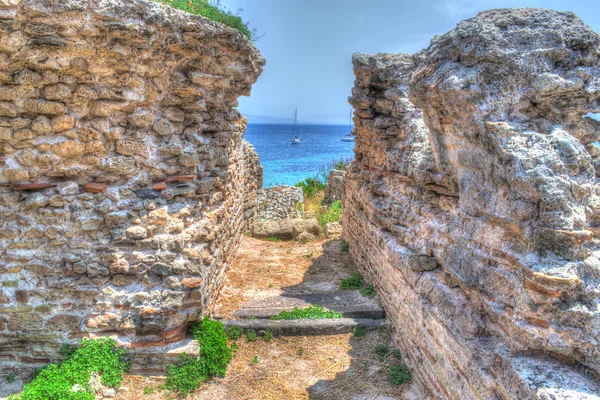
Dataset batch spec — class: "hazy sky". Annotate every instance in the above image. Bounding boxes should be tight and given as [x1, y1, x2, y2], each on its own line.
[218, 0, 600, 124]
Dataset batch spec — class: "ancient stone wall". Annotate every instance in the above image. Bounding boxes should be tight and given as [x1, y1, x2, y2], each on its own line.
[345, 9, 600, 400]
[257, 185, 303, 222]
[324, 169, 345, 201]
[0, 0, 263, 378]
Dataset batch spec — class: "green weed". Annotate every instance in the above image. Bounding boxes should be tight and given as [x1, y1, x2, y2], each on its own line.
[266, 237, 280, 242]
[246, 330, 257, 342]
[13, 337, 129, 400]
[252, 356, 259, 364]
[270, 305, 342, 320]
[340, 240, 349, 252]
[375, 344, 389, 361]
[6, 373, 16, 383]
[387, 364, 411, 385]
[352, 326, 366, 337]
[143, 386, 154, 395]
[360, 284, 376, 297]
[340, 272, 363, 290]
[262, 328, 273, 342]
[226, 326, 243, 341]
[166, 318, 232, 396]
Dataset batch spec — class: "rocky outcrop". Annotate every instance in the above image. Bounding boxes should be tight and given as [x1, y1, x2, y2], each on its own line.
[345, 8, 600, 400]
[0, 0, 263, 379]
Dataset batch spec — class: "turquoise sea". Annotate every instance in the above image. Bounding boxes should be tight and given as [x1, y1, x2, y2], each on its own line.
[244, 124, 355, 187]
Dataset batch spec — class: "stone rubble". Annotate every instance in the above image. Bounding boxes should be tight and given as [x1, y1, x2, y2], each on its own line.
[345, 8, 600, 400]
[0, 0, 263, 382]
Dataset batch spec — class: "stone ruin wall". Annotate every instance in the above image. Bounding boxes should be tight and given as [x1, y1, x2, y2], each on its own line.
[344, 9, 600, 400]
[0, 0, 263, 377]
[256, 185, 303, 222]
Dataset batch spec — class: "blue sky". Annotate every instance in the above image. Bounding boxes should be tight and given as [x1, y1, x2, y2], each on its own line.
[218, 0, 600, 124]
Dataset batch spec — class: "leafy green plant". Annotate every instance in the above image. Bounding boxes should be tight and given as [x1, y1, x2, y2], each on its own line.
[231, 343, 239, 353]
[352, 326, 366, 337]
[340, 240, 349, 252]
[252, 356, 259, 364]
[6, 373, 16, 383]
[13, 337, 129, 400]
[266, 236, 280, 242]
[318, 200, 342, 226]
[226, 326, 243, 341]
[270, 305, 343, 320]
[154, 0, 263, 41]
[360, 284, 376, 297]
[375, 344, 389, 362]
[387, 364, 411, 385]
[166, 354, 206, 396]
[246, 330, 257, 342]
[295, 177, 326, 199]
[340, 272, 363, 290]
[393, 349, 402, 360]
[143, 386, 154, 395]
[262, 328, 274, 342]
[166, 318, 232, 396]
[191, 318, 232, 378]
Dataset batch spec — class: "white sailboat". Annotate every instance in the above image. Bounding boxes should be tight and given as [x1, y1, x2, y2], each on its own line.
[291, 108, 300, 144]
[341, 111, 355, 142]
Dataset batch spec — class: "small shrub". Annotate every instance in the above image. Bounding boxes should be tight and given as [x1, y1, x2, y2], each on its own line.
[387, 364, 411, 386]
[375, 344, 389, 361]
[154, 0, 263, 41]
[360, 284, 376, 297]
[266, 236, 280, 242]
[295, 177, 326, 199]
[226, 326, 243, 341]
[340, 240, 349, 252]
[270, 305, 343, 320]
[143, 386, 154, 395]
[6, 373, 16, 383]
[246, 330, 257, 342]
[352, 326, 366, 337]
[262, 328, 273, 342]
[340, 272, 363, 290]
[318, 200, 342, 226]
[14, 337, 129, 400]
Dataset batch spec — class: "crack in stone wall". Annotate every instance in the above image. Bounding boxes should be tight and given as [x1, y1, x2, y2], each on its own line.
[345, 8, 600, 400]
[0, 0, 263, 377]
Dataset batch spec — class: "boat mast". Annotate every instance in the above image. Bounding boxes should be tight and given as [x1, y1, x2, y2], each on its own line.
[293, 108, 297, 137]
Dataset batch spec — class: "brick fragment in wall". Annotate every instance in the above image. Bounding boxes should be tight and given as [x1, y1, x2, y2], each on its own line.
[0, 0, 264, 380]
[344, 8, 600, 400]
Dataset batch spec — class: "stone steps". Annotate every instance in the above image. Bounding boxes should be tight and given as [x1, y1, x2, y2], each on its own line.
[221, 317, 386, 336]
[229, 290, 385, 320]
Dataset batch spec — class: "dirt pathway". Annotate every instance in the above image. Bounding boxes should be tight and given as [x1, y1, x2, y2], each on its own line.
[117, 237, 416, 400]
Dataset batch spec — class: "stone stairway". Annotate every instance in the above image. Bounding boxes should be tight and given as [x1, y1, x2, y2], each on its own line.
[130, 237, 387, 374]
[219, 290, 386, 336]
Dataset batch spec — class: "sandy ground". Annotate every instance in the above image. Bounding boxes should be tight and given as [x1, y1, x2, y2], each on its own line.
[117, 329, 414, 400]
[213, 237, 359, 319]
